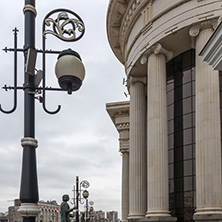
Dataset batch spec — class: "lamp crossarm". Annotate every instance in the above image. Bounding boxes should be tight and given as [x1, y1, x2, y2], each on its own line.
[0, 9, 85, 115]
[0, 28, 62, 115]
[2, 85, 67, 92]
[0, 28, 18, 114]
[3, 47, 61, 55]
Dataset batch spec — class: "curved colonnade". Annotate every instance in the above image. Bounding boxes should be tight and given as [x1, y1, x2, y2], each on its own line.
[106, 1, 222, 222]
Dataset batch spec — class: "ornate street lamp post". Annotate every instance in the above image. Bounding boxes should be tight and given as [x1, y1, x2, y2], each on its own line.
[73, 177, 90, 222]
[82, 190, 89, 222]
[0, 1, 85, 222]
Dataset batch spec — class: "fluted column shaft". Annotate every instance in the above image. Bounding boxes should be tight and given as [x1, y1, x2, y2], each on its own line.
[122, 150, 129, 222]
[146, 45, 171, 217]
[128, 76, 147, 219]
[118, 125, 130, 222]
[190, 21, 222, 219]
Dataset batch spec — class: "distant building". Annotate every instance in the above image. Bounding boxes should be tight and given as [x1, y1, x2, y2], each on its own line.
[106, 211, 118, 222]
[94, 211, 105, 222]
[0, 213, 7, 222]
[8, 199, 22, 222]
[38, 200, 60, 222]
[7, 199, 60, 222]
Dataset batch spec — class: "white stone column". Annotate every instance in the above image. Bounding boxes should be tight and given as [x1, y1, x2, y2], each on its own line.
[106, 102, 130, 222]
[118, 123, 130, 222]
[122, 150, 129, 222]
[190, 20, 222, 221]
[128, 76, 147, 220]
[143, 44, 175, 220]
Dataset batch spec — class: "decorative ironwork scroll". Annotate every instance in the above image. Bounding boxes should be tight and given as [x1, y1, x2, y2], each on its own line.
[43, 9, 85, 42]
[41, 9, 85, 114]
[81, 180, 90, 189]
[0, 9, 85, 115]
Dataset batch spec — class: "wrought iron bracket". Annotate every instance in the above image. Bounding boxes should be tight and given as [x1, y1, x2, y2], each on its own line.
[41, 8, 85, 114]
[0, 8, 85, 115]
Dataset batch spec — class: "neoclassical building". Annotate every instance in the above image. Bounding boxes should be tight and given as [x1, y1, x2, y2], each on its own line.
[106, 0, 222, 222]
[7, 199, 60, 222]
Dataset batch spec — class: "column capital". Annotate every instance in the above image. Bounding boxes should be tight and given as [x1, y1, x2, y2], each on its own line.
[129, 75, 147, 86]
[153, 43, 173, 61]
[140, 43, 173, 64]
[189, 19, 218, 47]
[116, 122, 130, 153]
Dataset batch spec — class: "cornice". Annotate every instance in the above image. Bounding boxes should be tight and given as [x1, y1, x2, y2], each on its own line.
[107, 0, 192, 65]
[106, 101, 130, 128]
[107, 0, 129, 64]
[120, 0, 152, 61]
[124, 0, 192, 63]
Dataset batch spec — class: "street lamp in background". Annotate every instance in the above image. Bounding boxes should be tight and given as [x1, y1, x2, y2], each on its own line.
[82, 190, 89, 222]
[73, 177, 90, 222]
[0, 1, 85, 222]
[89, 206, 95, 222]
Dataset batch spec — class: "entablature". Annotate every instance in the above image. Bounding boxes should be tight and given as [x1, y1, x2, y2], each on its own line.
[107, 0, 222, 77]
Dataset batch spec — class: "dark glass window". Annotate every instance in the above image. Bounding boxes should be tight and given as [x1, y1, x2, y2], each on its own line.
[183, 114, 192, 129]
[184, 145, 192, 160]
[167, 49, 195, 222]
[184, 177, 193, 191]
[183, 70, 192, 84]
[183, 98, 192, 114]
[184, 129, 192, 145]
[168, 120, 174, 134]
[169, 163, 174, 179]
[184, 160, 193, 176]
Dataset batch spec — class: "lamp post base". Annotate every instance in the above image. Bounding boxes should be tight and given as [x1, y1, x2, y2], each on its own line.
[18, 203, 40, 218]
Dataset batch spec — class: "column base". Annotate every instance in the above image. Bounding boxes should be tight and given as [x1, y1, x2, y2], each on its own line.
[194, 214, 222, 222]
[146, 210, 171, 217]
[140, 216, 177, 222]
[194, 208, 222, 221]
[128, 214, 145, 222]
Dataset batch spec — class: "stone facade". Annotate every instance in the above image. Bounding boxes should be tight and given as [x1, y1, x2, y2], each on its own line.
[38, 201, 60, 222]
[106, 0, 222, 222]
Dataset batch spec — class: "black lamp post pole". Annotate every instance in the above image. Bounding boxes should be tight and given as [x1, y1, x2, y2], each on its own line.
[76, 176, 79, 222]
[19, 0, 39, 222]
[86, 198, 88, 222]
[0, 2, 86, 221]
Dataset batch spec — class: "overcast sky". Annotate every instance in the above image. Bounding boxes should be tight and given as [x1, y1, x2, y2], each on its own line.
[0, 0, 128, 216]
